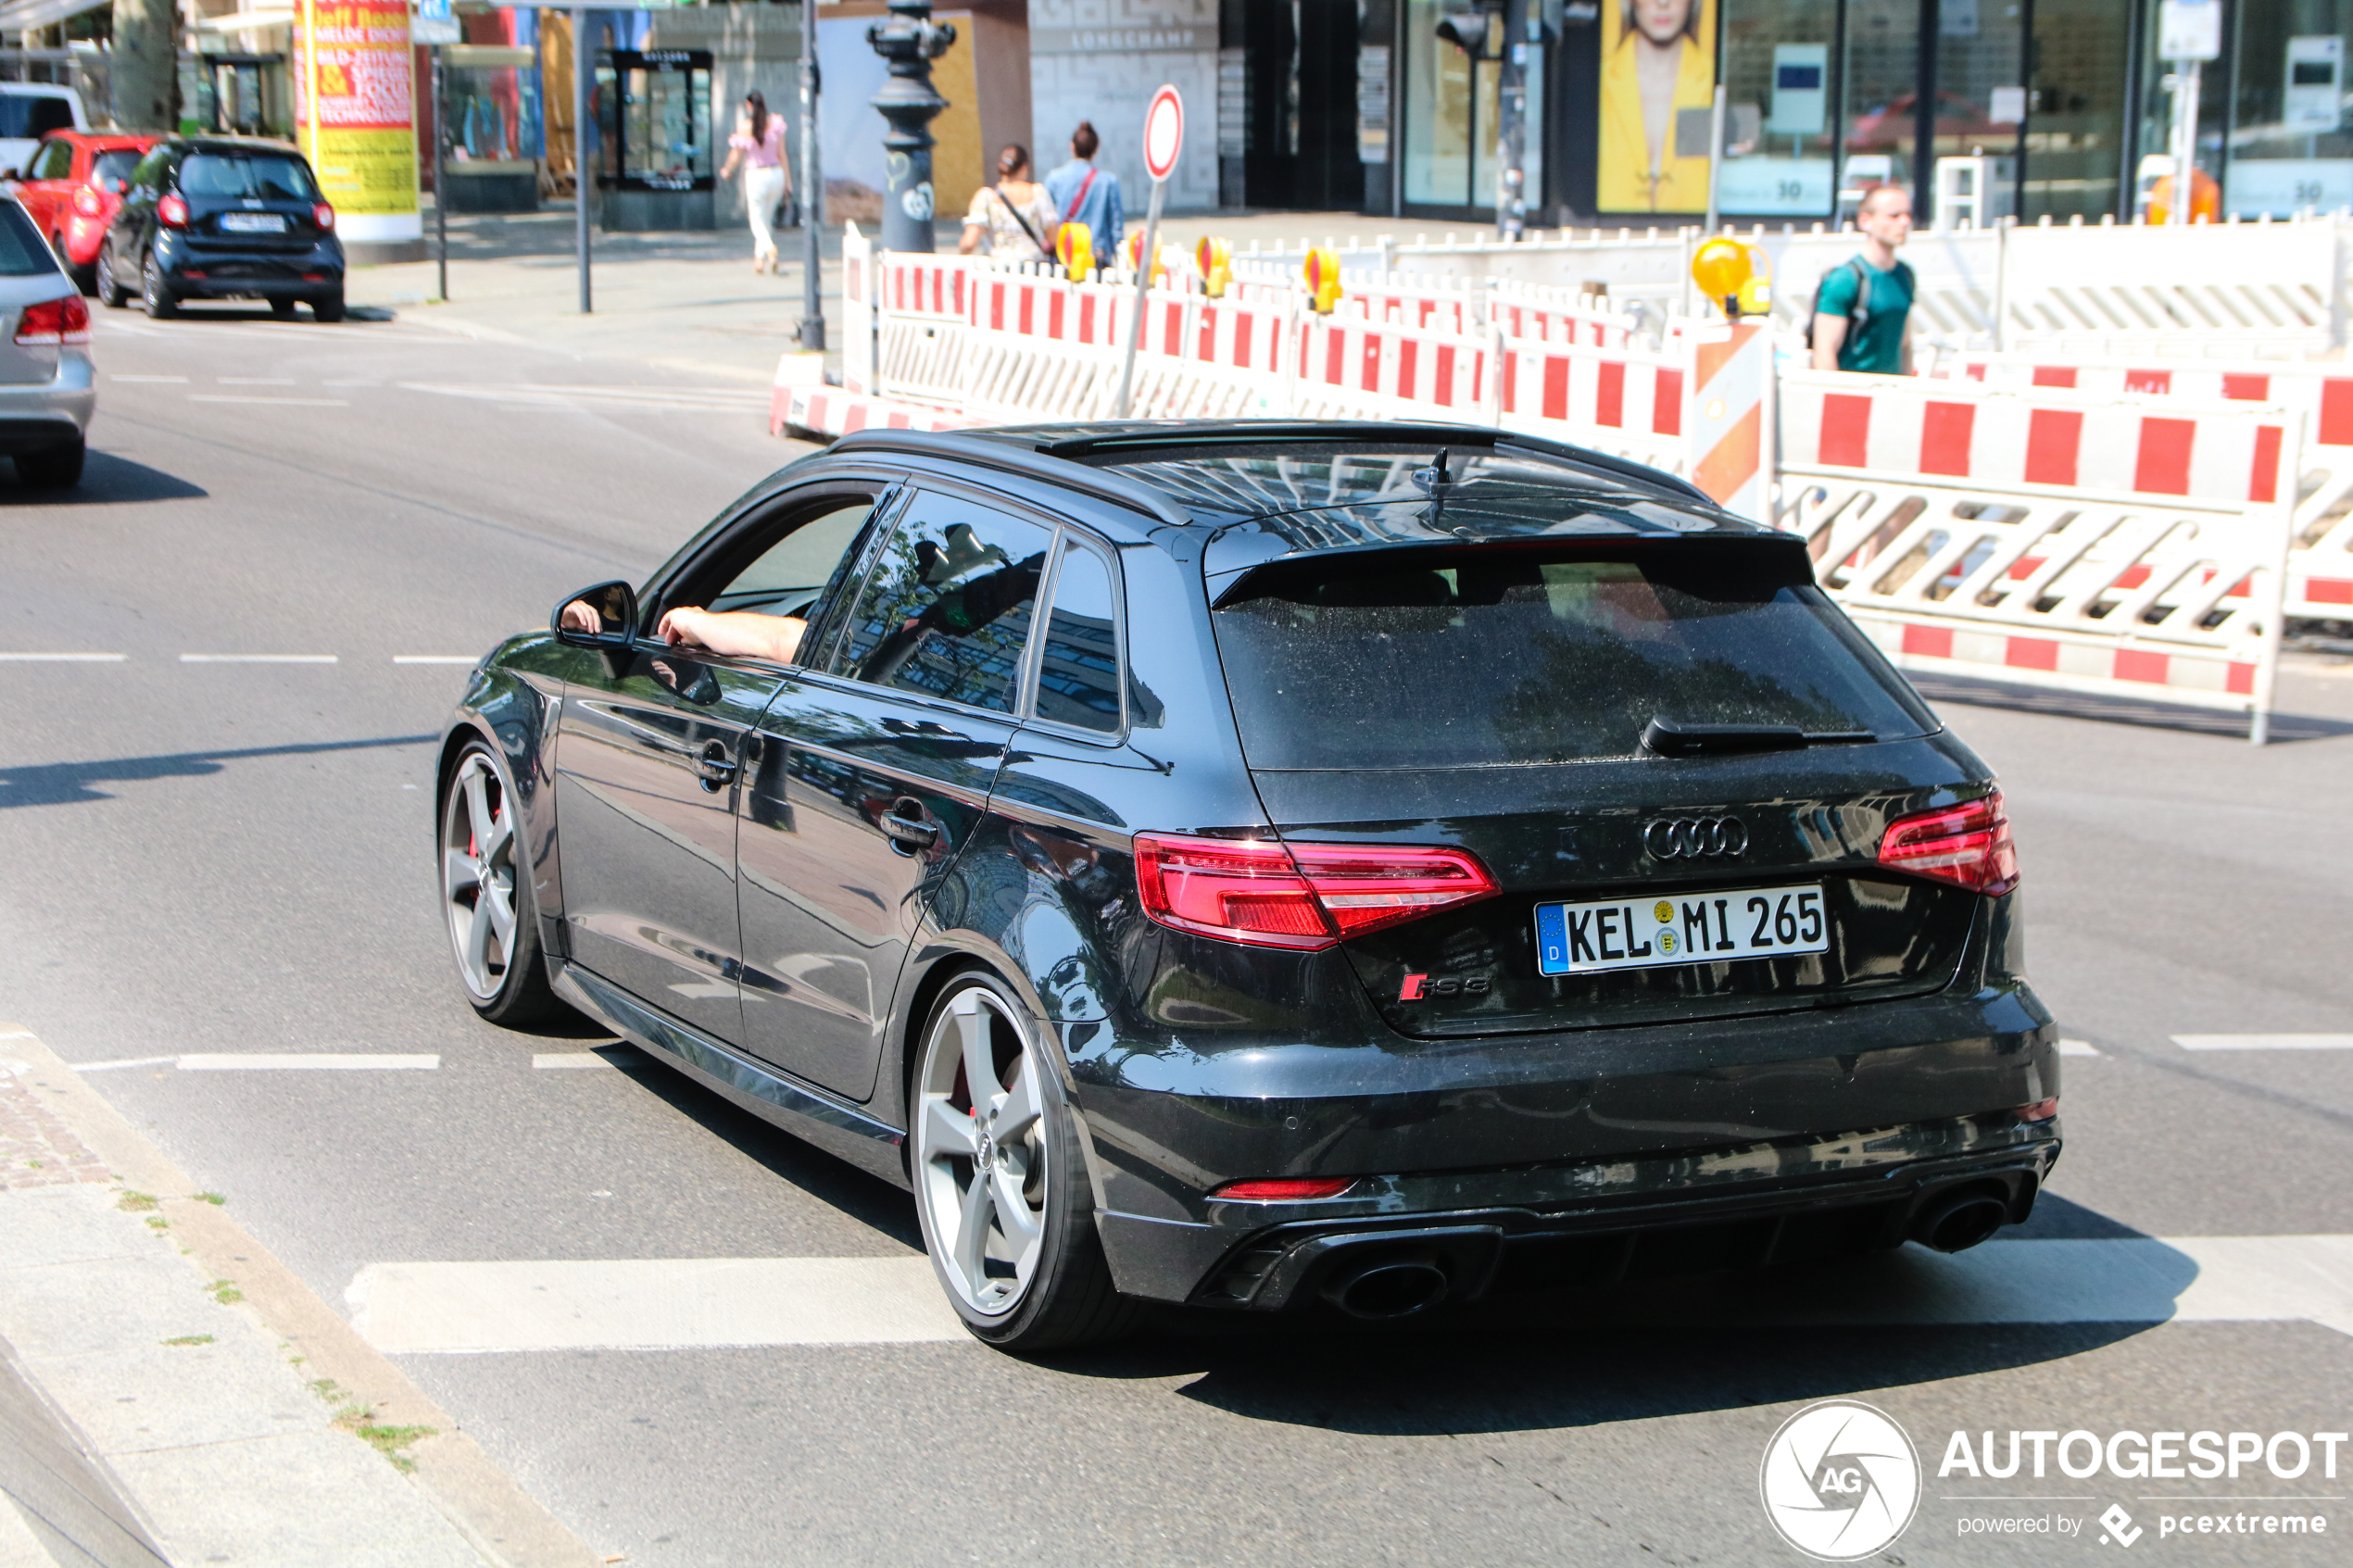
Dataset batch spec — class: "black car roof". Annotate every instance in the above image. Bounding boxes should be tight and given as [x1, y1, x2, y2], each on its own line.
[169, 135, 304, 157]
[824, 422, 1764, 549]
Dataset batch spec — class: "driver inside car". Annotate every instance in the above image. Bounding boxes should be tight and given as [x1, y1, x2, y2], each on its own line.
[557, 597, 809, 664]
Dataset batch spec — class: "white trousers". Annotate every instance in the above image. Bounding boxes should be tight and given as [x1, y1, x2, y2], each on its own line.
[745, 165, 786, 257]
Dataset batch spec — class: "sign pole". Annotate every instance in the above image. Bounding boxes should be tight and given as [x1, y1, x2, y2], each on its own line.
[1114, 84, 1182, 420]
[432, 45, 448, 300]
[574, 3, 591, 312]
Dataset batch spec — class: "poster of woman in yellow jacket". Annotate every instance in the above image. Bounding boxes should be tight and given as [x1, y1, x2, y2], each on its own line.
[1598, 0, 1717, 213]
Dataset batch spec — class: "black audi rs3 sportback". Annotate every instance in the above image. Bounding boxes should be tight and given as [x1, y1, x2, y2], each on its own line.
[436, 421, 2059, 1351]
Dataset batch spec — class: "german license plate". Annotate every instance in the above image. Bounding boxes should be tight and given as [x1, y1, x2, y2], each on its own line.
[220, 212, 284, 232]
[1535, 884, 1829, 975]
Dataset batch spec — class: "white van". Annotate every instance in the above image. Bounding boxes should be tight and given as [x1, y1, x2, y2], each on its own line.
[0, 85, 86, 182]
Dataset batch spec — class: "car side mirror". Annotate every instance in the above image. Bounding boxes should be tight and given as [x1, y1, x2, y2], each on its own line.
[553, 581, 638, 647]
[1, 169, 19, 182]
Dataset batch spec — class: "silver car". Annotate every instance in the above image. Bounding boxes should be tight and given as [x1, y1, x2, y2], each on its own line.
[0, 190, 92, 487]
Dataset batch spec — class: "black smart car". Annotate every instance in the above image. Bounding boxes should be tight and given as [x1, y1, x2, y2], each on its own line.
[94, 135, 343, 321]
[437, 422, 2060, 1351]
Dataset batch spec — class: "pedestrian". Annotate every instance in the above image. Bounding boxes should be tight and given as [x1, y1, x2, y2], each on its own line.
[1044, 120, 1123, 261]
[719, 91, 790, 275]
[1809, 184, 1917, 375]
[959, 144, 1058, 263]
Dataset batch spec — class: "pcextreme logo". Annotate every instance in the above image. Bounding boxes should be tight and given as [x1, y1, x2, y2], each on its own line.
[1759, 1399, 1922, 1561]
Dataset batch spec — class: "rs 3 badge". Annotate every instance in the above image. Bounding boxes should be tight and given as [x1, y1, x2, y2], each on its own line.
[1399, 973, 1490, 1001]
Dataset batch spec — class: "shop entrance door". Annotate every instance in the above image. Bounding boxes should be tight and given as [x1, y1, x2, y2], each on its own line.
[1240, 0, 1365, 209]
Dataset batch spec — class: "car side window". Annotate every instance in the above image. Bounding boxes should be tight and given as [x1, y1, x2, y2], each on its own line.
[30, 140, 70, 181]
[129, 147, 168, 191]
[1034, 539, 1123, 734]
[708, 498, 876, 623]
[829, 490, 1051, 713]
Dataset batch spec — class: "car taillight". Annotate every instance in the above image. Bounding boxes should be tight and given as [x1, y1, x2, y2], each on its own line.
[15, 295, 88, 346]
[1132, 833, 1499, 950]
[2016, 1098, 2059, 1123]
[1878, 791, 2020, 897]
[1211, 1178, 1355, 1201]
[157, 192, 188, 228]
[313, 202, 334, 231]
[70, 185, 102, 218]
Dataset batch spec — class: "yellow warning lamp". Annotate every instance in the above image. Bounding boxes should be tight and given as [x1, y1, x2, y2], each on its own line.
[1124, 231, 1167, 286]
[2147, 168, 2221, 224]
[1303, 246, 1344, 314]
[1197, 235, 1233, 298]
[1690, 236, 1753, 320]
[1055, 221, 1094, 279]
[1733, 244, 1772, 317]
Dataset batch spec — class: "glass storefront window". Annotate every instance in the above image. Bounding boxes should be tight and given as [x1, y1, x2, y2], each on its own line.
[1932, 0, 2025, 219]
[1403, 0, 1474, 205]
[2227, 0, 2353, 216]
[1718, 0, 1839, 216]
[595, 49, 712, 192]
[1843, 0, 1922, 194]
[445, 46, 541, 166]
[2023, 0, 2130, 219]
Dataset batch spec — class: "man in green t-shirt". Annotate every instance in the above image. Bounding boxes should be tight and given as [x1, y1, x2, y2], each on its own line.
[1810, 184, 1916, 375]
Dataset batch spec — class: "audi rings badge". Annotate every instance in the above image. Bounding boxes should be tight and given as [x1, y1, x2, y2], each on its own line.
[1642, 816, 1750, 859]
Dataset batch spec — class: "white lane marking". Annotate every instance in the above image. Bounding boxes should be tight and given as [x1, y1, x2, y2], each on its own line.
[393, 656, 477, 665]
[398, 381, 770, 414]
[69, 1055, 181, 1072]
[2058, 1039, 2101, 1057]
[218, 376, 296, 384]
[0, 652, 127, 662]
[347, 1257, 964, 1352]
[179, 654, 338, 664]
[109, 373, 187, 382]
[176, 1054, 440, 1071]
[2173, 1035, 2353, 1051]
[532, 1048, 638, 1070]
[186, 395, 349, 407]
[343, 1237, 2353, 1353]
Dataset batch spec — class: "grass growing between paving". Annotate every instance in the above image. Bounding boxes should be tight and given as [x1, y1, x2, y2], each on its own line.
[309, 1378, 437, 1473]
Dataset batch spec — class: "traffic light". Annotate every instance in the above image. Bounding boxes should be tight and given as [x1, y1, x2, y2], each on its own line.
[1435, 6, 1494, 53]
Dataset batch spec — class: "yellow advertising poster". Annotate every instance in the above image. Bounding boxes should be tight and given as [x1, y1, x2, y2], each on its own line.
[294, 0, 421, 242]
[1597, 0, 1718, 214]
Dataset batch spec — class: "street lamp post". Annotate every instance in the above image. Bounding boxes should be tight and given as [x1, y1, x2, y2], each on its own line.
[865, 0, 954, 254]
[798, 0, 824, 350]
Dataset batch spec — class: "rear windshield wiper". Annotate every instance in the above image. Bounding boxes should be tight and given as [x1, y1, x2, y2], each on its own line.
[1641, 718, 1876, 757]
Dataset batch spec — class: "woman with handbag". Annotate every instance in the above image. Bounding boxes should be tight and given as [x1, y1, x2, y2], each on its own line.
[719, 91, 790, 274]
[957, 144, 1058, 263]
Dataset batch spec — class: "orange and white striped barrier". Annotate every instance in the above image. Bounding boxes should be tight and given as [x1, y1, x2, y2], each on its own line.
[1684, 320, 1773, 520]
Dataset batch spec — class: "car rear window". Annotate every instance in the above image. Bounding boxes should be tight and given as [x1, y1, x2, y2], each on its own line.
[90, 150, 140, 187]
[1210, 544, 1937, 769]
[0, 95, 74, 141]
[181, 153, 318, 201]
[0, 199, 55, 276]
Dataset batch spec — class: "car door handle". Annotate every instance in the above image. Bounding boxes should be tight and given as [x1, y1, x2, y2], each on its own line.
[880, 797, 940, 852]
[695, 739, 736, 791]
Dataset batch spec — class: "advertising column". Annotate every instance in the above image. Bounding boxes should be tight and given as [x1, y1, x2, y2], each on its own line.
[294, 0, 424, 255]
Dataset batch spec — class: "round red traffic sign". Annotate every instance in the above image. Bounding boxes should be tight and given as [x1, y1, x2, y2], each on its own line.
[1142, 86, 1184, 182]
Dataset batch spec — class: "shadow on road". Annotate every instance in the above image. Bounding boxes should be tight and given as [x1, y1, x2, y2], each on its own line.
[0, 449, 207, 505]
[0, 734, 434, 808]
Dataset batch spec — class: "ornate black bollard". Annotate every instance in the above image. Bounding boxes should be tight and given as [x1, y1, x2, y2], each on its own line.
[866, 0, 956, 254]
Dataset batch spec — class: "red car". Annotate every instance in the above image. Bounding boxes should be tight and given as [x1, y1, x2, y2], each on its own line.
[13, 131, 156, 294]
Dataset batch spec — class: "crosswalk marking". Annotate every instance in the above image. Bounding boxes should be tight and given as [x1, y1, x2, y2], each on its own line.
[2173, 1035, 2353, 1051]
[74, 1053, 441, 1072]
[343, 1236, 2353, 1353]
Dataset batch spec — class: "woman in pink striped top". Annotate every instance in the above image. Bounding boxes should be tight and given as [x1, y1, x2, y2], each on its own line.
[719, 91, 792, 274]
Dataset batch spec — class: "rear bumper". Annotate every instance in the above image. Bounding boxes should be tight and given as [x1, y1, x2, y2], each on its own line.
[156, 233, 343, 297]
[0, 348, 94, 448]
[1098, 1115, 2059, 1310]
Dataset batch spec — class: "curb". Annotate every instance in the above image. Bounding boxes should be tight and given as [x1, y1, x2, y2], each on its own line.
[0, 1025, 601, 1568]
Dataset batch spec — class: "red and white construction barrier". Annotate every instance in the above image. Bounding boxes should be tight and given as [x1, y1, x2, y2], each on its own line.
[769, 381, 981, 440]
[1937, 350, 2353, 619]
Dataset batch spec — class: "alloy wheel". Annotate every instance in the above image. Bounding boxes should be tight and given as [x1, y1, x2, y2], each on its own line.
[94, 247, 116, 306]
[912, 985, 1051, 1318]
[141, 251, 171, 318]
[440, 750, 520, 1001]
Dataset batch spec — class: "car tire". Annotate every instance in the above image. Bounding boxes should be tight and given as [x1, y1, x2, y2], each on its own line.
[909, 973, 1138, 1353]
[139, 250, 175, 320]
[94, 245, 125, 308]
[16, 435, 83, 489]
[438, 740, 561, 1026]
[311, 292, 345, 323]
[50, 232, 91, 295]
[270, 297, 296, 320]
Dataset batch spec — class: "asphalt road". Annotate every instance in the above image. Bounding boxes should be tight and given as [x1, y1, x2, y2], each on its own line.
[3, 302, 2350, 1567]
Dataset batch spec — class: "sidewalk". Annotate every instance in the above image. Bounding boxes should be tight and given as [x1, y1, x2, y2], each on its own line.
[0, 1027, 599, 1568]
[340, 202, 1392, 391]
